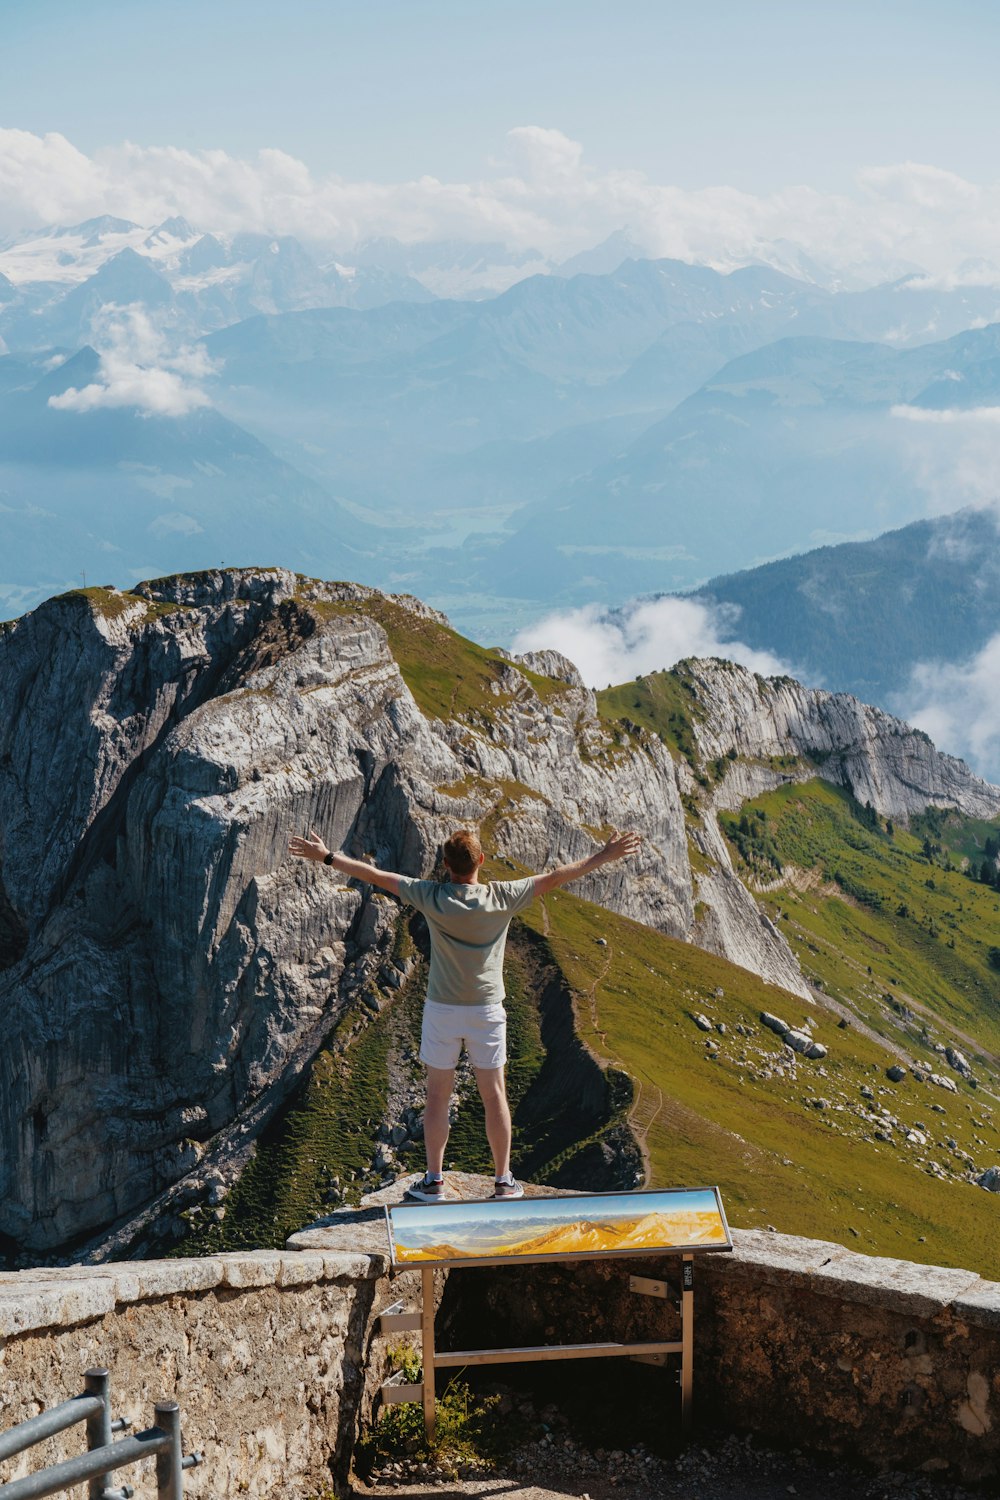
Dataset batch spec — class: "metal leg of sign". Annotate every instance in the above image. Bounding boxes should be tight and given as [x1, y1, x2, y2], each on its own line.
[421, 1267, 436, 1443]
[680, 1255, 694, 1434]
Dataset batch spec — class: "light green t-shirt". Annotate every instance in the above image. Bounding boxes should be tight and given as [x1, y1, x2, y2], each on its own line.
[397, 876, 536, 1007]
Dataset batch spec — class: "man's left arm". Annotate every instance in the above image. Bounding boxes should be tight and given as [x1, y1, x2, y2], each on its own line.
[532, 830, 641, 897]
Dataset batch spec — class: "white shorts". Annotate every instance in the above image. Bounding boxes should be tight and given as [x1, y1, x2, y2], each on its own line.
[420, 1001, 507, 1071]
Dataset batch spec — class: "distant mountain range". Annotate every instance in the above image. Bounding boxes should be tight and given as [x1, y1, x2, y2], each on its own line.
[0, 217, 434, 350]
[4, 222, 1000, 679]
[484, 322, 1000, 602]
[0, 345, 379, 613]
[688, 507, 1000, 704]
[197, 260, 1000, 593]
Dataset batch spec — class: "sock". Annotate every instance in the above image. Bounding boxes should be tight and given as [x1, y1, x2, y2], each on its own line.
[496, 1171, 514, 1184]
[426, 1171, 443, 1182]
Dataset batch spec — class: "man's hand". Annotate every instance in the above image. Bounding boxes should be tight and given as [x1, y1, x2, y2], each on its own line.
[288, 831, 403, 897]
[288, 827, 329, 862]
[533, 828, 642, 896]
[598, 830, 642, 865]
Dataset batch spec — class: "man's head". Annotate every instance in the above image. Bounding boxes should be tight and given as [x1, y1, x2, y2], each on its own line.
[443, 828, 484, 880]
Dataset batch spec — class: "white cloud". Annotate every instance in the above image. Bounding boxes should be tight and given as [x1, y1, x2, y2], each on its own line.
[891, 404, 1000, 425]
[890, 405, 1000, 513]
[511, 595, 792, 688]
[148, 512, 203, 537]
[48, 304, 214, 417]
[505, 126, 585, 184]
[6, 127, 1000, 279]
[894, 635, 1000, 784]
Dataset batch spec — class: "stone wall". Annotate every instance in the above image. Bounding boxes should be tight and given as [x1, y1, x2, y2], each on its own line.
[700, 1229, 1000, 1482]
[2, 1191, 999, 1495]
[0, 1246, 389, 1498]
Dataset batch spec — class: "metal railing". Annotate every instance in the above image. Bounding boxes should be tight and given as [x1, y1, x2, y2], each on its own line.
[0, 1368, 203, 1499]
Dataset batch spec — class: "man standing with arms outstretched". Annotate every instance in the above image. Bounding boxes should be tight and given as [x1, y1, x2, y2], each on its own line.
[288, 825, 640, 1202]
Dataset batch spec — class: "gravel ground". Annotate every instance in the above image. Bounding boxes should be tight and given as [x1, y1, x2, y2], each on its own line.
[359, 1425, 986, 1500]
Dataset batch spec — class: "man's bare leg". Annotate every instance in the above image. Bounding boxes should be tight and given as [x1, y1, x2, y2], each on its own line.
[423, 1065, 455, 1175]
[474, 1066, 512, 1180]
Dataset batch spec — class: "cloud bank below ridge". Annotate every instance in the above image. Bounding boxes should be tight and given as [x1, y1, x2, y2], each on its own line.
[511, 596, 792, 690]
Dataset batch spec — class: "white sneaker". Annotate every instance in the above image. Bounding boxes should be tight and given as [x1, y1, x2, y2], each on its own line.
[492, 1175, 524, 1200]
[404, 1174, 452, 1203]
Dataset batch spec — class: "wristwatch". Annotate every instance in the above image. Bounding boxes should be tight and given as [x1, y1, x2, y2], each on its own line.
[323, 852, 335, 866]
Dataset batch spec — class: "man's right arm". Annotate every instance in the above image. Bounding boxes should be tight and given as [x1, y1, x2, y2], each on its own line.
[288, 829, 402, 897]
[532, 830, 641, 897]
[326, 850, 403, 897]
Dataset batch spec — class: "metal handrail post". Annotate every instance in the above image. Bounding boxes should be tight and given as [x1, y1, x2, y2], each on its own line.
[84, 1370, 111, 1500]
[82, 1368, 134, 1500]
[154, 1404, 183, 1500]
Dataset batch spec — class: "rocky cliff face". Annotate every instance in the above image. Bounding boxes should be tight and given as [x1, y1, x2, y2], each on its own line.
[1, 572, 996, 1257]
[687, 659, 1000, 823]
[0, 569, 691, 1254]
[673, 659, 1000, 990]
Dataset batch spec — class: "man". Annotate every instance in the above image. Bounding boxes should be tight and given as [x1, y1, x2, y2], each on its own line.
[288, 824, 641, 1202]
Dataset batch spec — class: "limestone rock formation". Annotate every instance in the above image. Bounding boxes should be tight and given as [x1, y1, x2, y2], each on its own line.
[687, 658, 1000, 823]
[0, 569, 692, 1255]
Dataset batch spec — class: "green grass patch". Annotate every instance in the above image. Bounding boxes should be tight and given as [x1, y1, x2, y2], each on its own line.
[60, 587, 137, 620]
[597, 666, 704, 767]
[301, 595, 569, 724]
[435, 774, 549, 813]
[358, 1362, 511, 1477]
[911, 804, 1000, 871]
[179, 999, 393, 1255]
[725, 780, 1000, 1058]
[718, 806, 783, 877]
[55, 587, 189, 627]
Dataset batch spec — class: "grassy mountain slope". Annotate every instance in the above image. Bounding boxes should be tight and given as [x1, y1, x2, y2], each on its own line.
[182, 865, 1000, 1278]
[522, 888, 1000, 1279]
[728, 780, 1000, 1057]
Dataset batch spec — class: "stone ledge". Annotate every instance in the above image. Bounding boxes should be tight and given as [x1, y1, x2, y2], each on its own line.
[719, 1229, 987, 1319]
[285, 1172, 577, 1261]
[219, 1251, 290, 1289]
[953, 1284, 1000, 1332]
[0, 1264, 144, 1300]
[285, 1181, 1000, 1330]
[0, 1247, 379, 1338]
[726, 1227, 848, 1276]
[4, 1185, 995, 1342]
[0, 1281, 118, 1337]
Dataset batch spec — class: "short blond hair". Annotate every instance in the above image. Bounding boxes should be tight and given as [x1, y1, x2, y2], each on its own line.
[443, 828, 482, 877]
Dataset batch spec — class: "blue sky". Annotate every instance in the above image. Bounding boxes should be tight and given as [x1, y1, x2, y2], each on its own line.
[3, 0, 998, 193]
